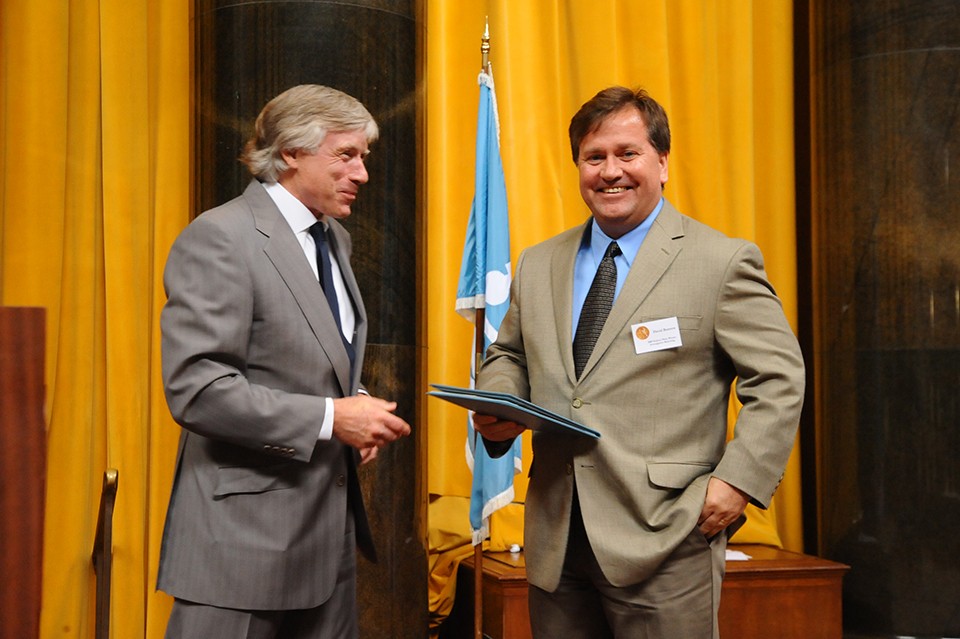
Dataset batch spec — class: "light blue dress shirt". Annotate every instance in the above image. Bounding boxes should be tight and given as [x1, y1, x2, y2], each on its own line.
[571, 198, 664, 338]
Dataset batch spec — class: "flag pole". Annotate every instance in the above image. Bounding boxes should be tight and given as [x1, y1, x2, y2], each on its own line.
[473, 21, 491, 639]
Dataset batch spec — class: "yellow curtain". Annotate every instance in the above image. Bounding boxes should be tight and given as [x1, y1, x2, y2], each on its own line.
[0, 1, 189, 637]
[425, 0, 801, 624]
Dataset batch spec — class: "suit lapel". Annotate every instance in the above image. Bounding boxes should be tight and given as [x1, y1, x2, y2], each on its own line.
[245, 181, 353, 396]
[578, 202, 685, 380]
[551, 222, 587, 385]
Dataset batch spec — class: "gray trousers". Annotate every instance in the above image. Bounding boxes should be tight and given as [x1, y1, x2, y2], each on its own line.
[528, 498, 727, 639]
[164, 526, 358, 639]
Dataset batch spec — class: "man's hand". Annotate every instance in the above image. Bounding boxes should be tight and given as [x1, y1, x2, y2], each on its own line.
[472, 413, 526, 441]
[359, 446, 379, 465]
[332, 395, 411, 452]
[697, 476, 749, 538]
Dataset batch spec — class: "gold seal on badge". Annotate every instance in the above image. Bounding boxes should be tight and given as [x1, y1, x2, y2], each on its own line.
[635, 325, 650, 340]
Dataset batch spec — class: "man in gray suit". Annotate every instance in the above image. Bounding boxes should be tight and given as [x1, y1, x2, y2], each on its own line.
[473, 87, 805, 638]
[158, 85, 411, 639]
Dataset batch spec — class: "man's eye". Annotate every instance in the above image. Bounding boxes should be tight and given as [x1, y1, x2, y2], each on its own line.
[620, 151, 638, 160]
[584, 155, 604, 165]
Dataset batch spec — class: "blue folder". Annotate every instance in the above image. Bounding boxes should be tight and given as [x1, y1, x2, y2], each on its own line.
[427, 383, 600, 439]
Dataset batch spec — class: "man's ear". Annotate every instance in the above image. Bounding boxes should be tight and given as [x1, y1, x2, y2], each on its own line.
[280, 148, 297, 169]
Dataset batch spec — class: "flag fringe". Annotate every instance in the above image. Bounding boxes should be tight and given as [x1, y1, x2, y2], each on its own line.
[480, 484, 515, 522]
[471, 483, 515, 546]
[478, 69, 502, 143]
[456, 295, 486, 316]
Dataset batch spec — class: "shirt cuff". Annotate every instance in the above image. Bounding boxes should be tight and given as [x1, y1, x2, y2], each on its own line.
[318, 397, 334, 440]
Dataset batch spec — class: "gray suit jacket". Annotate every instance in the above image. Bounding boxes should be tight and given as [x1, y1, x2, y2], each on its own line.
[157, 180, 372, 610]
[477, 201, 805, 591]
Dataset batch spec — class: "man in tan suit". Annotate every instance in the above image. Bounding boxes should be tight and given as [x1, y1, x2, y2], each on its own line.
[158, 85, 410, 638]
[474, 86, 805, 638]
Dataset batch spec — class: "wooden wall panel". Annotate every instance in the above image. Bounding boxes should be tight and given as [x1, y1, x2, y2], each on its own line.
[0, 307, 46, 639]
[808, 1, 960, 635]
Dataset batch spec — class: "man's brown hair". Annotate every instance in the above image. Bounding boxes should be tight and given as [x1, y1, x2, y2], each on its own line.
[568, 86, 671, 163]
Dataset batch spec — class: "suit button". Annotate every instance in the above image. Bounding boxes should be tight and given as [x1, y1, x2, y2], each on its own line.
[572, 398, 583, 409]
[566, 463, 573, 475]
[336, 474, 346, 486]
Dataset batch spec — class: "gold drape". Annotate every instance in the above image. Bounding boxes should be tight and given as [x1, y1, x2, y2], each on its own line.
[425, 0, 801, 623]
[0, 1, 189, 636]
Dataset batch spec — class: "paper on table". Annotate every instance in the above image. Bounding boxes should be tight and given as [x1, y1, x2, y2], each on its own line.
[427, 383, 600, 439]
[725, 549, 752, 561]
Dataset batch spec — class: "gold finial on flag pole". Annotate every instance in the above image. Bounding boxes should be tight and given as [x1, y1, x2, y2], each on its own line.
[481, 17, 491, 74]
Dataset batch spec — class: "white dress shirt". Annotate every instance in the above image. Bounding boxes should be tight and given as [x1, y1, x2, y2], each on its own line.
[263, 180, 356, 441]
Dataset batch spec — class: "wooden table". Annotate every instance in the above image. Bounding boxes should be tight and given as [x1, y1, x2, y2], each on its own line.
[445, 550, 530, 639]
[444, 545, 849, 639]
[720, 544, 849, 639]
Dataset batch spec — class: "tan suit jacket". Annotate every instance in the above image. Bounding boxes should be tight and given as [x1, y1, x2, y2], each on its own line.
[157, 180, 372, 610]
[477, 201, 805, 591]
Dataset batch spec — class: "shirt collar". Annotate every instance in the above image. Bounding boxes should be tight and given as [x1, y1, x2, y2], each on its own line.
[262, 181, 323, 234]
[584, 197, 664, 267]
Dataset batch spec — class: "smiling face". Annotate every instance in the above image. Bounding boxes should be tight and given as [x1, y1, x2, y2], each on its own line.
[278, 128, 370, 220]
[577, 106, 669, 238]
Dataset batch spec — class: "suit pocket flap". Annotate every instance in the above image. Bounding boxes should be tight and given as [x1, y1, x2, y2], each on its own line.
[647, 461, 713, 489]
[214, 463, 298, 498]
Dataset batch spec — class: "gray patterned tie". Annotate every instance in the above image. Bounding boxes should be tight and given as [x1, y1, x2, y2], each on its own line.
[573, 241, 621, 379]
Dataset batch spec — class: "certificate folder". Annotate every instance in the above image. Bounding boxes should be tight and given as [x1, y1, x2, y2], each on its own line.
[427, 384, 600, 439]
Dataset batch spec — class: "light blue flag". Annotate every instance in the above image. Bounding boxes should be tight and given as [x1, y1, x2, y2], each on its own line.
[455, 68, 522, 545]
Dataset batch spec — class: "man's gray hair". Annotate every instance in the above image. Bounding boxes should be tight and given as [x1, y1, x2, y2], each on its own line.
[241, 85, 379, 182]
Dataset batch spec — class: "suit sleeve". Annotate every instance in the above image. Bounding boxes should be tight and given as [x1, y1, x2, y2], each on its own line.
[475, 251, 531, 457]
[711, 242, 805, 508]
[160, 215, 326, 463]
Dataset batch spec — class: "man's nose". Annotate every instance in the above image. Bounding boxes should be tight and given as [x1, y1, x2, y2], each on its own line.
[351, 159, 369, 184]
[599, 156, 622, 180]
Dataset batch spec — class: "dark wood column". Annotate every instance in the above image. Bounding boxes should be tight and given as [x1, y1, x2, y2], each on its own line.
[194, 1, 425, 635]
[807, 1, 960, 635]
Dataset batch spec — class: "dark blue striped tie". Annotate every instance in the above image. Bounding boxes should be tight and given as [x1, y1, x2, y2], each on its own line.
[309, 222, 355, 369]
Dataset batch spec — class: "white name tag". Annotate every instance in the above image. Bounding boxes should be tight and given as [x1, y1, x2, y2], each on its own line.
[631, 317, 683, 354]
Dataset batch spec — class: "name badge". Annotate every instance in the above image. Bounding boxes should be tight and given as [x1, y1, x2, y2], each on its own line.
[631, 317, 683, 354]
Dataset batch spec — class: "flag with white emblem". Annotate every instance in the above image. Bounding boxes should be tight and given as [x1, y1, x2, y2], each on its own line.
[455, 67, 521, 545]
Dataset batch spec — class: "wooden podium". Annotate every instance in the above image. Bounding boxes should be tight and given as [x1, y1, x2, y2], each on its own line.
[446, 551, 530, 639]
[719, 544, 848, 639]
[446, 544, 848, 639]
[0, 307, 47, 639]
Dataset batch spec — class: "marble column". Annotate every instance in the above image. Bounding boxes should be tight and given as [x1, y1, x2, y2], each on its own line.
[194, 1, 425, 635]
[807, 0, 960, 635]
